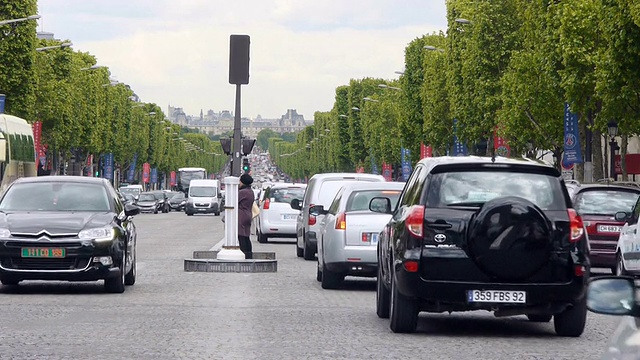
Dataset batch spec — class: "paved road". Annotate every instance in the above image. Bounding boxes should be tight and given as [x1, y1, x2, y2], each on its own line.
[0, 211, 623, 359]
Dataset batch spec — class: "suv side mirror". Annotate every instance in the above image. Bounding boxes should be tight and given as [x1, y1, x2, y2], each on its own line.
[370, 197, 392, 214]
[615, 211, 629, 222]
[309, 205, 327, 216]
[587, 276, 638, 316]
[290, 198, 301, 210]
[124, 204, 140, 217]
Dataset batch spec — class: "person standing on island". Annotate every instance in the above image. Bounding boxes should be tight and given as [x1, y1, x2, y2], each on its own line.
[238, 174, 254, 259]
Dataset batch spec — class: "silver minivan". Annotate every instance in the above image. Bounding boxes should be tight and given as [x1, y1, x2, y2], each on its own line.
[290, 173, 385, 260]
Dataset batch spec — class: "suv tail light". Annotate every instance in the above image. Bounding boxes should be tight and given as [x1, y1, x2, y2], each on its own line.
[568, 208, 584, 243]
[263, 198, 270, 210]
[406, 205, 425, 238]
[335, 212, 346, 230]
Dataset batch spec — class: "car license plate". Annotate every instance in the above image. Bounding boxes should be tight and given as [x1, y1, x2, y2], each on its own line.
[21, 248, 65, 258]
[598, 225, 622, 233]
[282, 214, 297, 220]
[467, 290, 526, 304]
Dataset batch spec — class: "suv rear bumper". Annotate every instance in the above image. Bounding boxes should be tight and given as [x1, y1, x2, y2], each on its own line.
[395, 269, 587, 314]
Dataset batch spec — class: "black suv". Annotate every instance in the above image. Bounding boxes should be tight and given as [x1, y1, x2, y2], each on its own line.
[372, 156, 589, 336]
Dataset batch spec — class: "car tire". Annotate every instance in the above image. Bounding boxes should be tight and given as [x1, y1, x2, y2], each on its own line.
[104, 256, 126, 294]
[616, 252, 628, 276]
[554, 297, 587, 337]
[321, 263, 343, 290]
[124, 251, 136, 286]
[186, 212, 193, 216]
[257, 230, 268, 243]
[316, 261, 322, 282]
[215, 212, 220, 216]
[296, 244, 303, 257]
[389, 274, 418, 333]
[376, 266, 390, 319]
[154, 209, 158, 214]
[527, 314, 552, 322]
[1, 279, 19, 286]
[303, 238, 315, 261]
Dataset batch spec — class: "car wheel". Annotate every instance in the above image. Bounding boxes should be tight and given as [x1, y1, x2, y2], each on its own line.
[257, 229, 268, 243]
[376, 266, 390, 319]
[303, 238, 315, 261]
[554, 297, 587, 337]
[154, 209, 158, 214]
[124, 251, 136, 286]
[296, 244, 303, 257]
[215, 212, 220, 216]
[321, 263, 343, 290]
[1, 279, 19, 286]
[389, 273, 418, 333]
[104, 255, 126, 294]
[616, 252, 628, 276]
[316, 259, 322, 282]
[527, 314, 552, 322]
[186, 212, 193, 216]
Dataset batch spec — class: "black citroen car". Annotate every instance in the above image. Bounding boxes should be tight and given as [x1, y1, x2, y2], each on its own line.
[0, 176, 140, 293]
[372, 156, 589, 336]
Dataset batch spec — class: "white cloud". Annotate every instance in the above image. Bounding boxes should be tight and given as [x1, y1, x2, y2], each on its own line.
[38, 0, 447, 119]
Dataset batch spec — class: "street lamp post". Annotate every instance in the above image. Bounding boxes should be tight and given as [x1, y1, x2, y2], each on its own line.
[608, 121, 619, 181]
[0, 14, 40, 26]
[36, 42, 72, 52]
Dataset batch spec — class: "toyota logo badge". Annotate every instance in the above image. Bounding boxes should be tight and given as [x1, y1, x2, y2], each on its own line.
[434, 233, 447, 243]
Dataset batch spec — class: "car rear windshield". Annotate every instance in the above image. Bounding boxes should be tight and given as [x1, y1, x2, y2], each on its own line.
[139, 193, 156, 201]
[0, 182, 111, 212]
[269, 188, 305, 204]
[574, 189, 639, 216]
[346, 190, 401, 211]
[426, 170, 566, 210]
[317, 179, 380, 207]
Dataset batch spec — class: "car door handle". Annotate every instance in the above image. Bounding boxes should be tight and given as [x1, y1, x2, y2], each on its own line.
[426, 222, 453, 230]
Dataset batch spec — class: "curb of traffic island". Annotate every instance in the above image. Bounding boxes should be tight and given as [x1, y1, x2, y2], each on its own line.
[184, 250, 277, 273]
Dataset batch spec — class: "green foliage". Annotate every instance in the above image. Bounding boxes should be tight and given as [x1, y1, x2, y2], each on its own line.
[257, 128, 278, 150]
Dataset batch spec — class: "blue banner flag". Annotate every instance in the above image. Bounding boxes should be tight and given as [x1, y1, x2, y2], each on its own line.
[563, 103, 583, 164]
[453, 119, 468, 156]
[127, 153, 138, 182]
[0, 94, 5, 114]
[102, 153, 114, 180]
[151, 168, 158, 184]
[401, 148, 412, 181]
[371, 155, 379, 175]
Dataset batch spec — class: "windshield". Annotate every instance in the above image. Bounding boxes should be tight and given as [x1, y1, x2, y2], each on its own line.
[317, 179, 380, 207]
[574, 189, 639, 216]
[139, 194, 156, 202]
[120, 187, 140, 195]
[427, 171, 566, 210]
[346, 190, 401, 211]
[190, 186, 217, 197]
[170, 193, 185, 200]
[269, 188, 305, 204]
[180, 171, 206, 185]
[0, 182, 111, 212]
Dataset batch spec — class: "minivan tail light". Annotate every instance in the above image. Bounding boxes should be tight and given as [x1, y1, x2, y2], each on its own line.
[568, 208, 584, 243]
[335, 212, 346, 230]
[308, 203, 316, 225]
[263, 198, 270, 210]
[406, 205, 425, 238]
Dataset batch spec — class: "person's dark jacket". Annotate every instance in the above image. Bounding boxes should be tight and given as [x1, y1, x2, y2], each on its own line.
[237, 185, 254, 237]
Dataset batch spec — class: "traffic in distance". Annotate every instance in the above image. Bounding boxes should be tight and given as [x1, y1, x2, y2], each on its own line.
[2, 143, 640, 357]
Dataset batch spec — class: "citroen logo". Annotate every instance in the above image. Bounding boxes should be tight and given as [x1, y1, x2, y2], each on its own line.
[434, 233, 447, 243]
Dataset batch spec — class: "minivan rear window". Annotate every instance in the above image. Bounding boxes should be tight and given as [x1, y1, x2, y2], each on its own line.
[317, 179, 378, 207]
[426, 170, 566, 210]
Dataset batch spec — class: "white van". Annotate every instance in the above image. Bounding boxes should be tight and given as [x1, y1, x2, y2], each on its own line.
[185, 179, 221, 216]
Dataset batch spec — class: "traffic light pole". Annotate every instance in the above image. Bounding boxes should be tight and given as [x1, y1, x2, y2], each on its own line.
[231, 84, 242, 177]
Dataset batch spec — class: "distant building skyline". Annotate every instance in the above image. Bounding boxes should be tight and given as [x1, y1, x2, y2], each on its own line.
[167, 106, 310, 138]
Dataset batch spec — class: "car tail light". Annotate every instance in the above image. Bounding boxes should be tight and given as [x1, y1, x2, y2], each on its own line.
[335, 212, 346, 230]
[263, 198, 270, 210]
[403, 260, 419, 272]
[568, 208, 584, 243]
[406, 205, 425, 238]
[308, 204, 316, 225]
[574, 264, 586, 277]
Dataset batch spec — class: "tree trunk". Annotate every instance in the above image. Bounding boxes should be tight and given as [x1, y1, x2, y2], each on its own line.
[622, 135, 628, 181]
[603, 134, 609, 180]
[592, 129, 604, 181]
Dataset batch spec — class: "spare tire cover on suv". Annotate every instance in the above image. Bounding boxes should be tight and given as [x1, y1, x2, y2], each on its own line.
[466, 196, 551, 281]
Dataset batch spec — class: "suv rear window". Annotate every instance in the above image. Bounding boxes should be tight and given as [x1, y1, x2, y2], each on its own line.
[574, 189, 639, 216]
[316, 179, 377, 206]
[346, 190, 401, 211]
[426, 170, 566, 210]
[269, 188, 305, 204]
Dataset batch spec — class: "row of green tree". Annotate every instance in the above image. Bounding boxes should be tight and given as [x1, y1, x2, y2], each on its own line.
[272, 0, 640, 182]
[0, 1, 227, 178]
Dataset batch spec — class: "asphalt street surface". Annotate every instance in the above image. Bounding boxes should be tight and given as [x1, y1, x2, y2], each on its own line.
[0, 211, 623, 359]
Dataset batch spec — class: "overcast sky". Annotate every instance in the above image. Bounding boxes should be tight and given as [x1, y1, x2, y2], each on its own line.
[37, 1, 447, 120]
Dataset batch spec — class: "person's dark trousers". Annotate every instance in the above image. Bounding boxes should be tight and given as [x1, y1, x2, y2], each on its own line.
[238, 236, 253, 259]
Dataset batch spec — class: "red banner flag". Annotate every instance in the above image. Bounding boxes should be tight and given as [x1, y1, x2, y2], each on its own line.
[142, 163, 151, 183]
[356, 166, 364, 173]
[493, 127, 511, 157]
[382, 162, 393, 181]
[420, 143, 433, 159]
[32, 121, 46, 165]
[170, 171, 177, 186]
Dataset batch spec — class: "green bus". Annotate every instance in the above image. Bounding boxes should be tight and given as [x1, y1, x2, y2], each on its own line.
[0, 114, 37, 193]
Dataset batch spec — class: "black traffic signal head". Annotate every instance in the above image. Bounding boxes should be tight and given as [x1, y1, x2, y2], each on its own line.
[242, 158, 250, 173]
[220, 138, 232, 155]
[242, 138, 256, 155]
